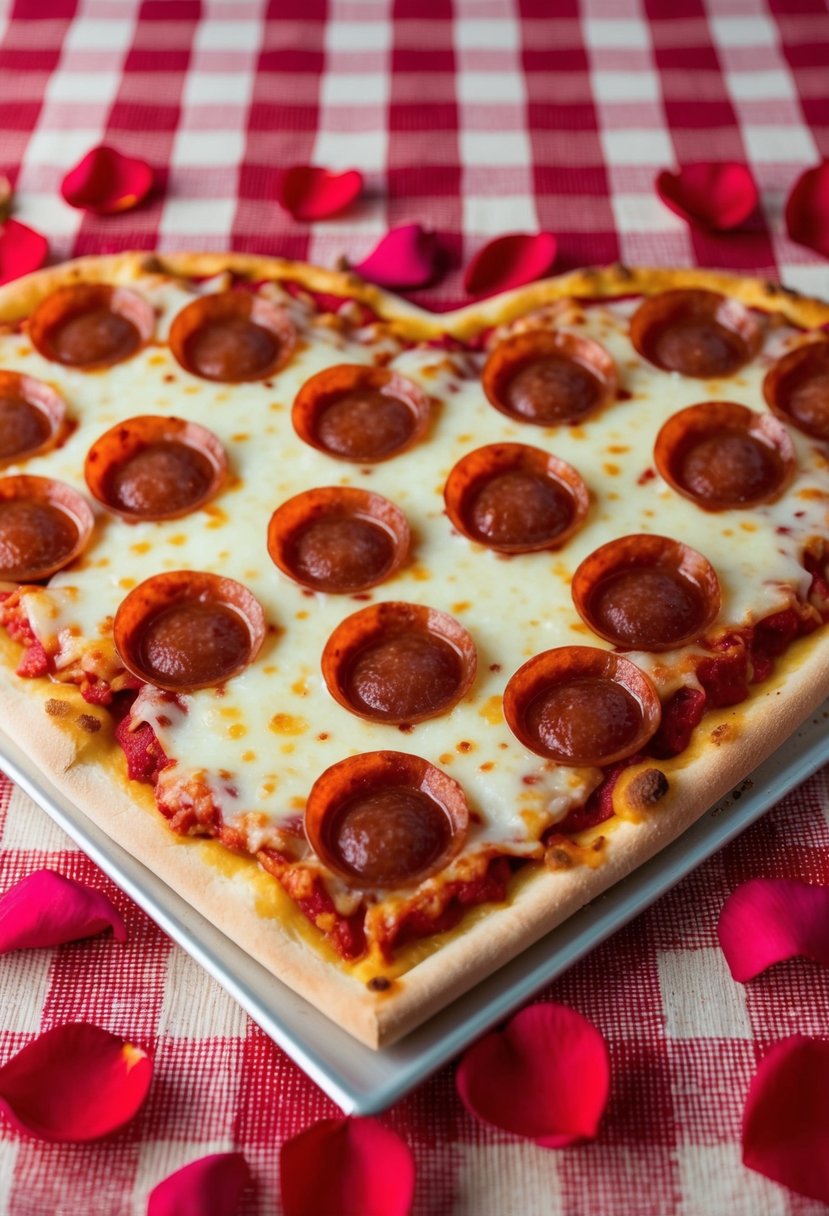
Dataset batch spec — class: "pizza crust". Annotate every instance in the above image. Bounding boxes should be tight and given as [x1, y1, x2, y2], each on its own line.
[2, 252, 829, 1048]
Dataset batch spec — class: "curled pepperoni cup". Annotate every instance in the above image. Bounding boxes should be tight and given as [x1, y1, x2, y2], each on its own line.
[572, 534, 720, 652]
[0, 475, 93, 582]
[444, 443, 589, 554]
[267, 486, 410, 595]
[113, 570, 266, 692]
[28, 284, 154, 370]
[503, 646, 662, 766]
[0, 372, 67, 467]
[630, 289, 761, 379]
[482, 330, 617, 427]
[321, 601, 477, 725]
[292, 364, 431, 463]
[84, 415, 227, 521]
[305, 751, 469, 890]
[654, 402, 795, 511]
[168, 290, 296, 383]
[763, 341, 829, 442]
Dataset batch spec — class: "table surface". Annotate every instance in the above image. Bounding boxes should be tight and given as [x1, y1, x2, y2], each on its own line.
[1, 1, 829, 1213]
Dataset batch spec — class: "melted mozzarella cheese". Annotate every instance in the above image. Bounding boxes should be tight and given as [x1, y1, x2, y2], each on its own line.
[5, 274, 829, 894]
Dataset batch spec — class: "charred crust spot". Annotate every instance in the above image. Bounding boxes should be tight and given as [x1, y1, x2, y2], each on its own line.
[45, 698, 71, 717]
[77, 713, 102, 734]
[626, 767, 669, 809]
[544, 845, 573, 871]
[614, 263, 633, 281]
[367, 976, 392, 992]
[710, 723, 734, 745]
[140, 255, 163, 274]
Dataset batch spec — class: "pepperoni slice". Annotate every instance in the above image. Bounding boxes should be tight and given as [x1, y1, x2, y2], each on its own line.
[763, 341, 829, 442]
[322, 601, 477, 724]
[630, 289, 761, 378]
[292, 365, 431, 462]
[0, 372, 67, 467]
[654, 402, 795, 511]
[113, 571, 266, 691]
[572, 534, 720, 652]
[503, 646, 662, 765]
[168, 290, 296, 383]
[84, 416, 227, 521]
[267, 487, 410, 594]
[482, 330, 617, 427]
[443, 443, 589, 553]
[304, 751, 469, 889]
[28, 284, 154, 369]
[0, 475, 93, 582]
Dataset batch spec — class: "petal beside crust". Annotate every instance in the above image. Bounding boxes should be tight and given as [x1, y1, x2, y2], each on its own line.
[455, 1003, 610, 1147]
[147, 1152, 251, 1216]
[350, 225, 442, 290]
[0, 1022, 152, 1142]
[785, 163, 829, 258]
[281, 1117, 415, 1216]
[0, 219, 48, 285]
[743, 1035, 829, 1205]
[463, 233, 557, 297]
[0, 869, 126, 953]
[718, 877, 829, 981]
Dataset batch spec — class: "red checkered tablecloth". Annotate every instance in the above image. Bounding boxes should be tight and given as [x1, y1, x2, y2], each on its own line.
[1, 1, 828, 1213]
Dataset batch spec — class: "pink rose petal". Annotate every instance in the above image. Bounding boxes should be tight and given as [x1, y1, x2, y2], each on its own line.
[655, 162, 759, 232]
[718, 878, 829, 981]
[61, 145, 154, 215]
[0, 1022, 152, 1142]
[0, 868, 126, 953]
[456, 1003, 610, 1147]
[277, 165, 363, 222]
[785, 162, 829, 259]
[743, 1035, 829, 1204]
[350, 224, 442, 290]
[281, 1117, 415, 1216]
[0, 219, 48, 285]
[148, 1152, 251, 1216]
[463, 232, 558, 298]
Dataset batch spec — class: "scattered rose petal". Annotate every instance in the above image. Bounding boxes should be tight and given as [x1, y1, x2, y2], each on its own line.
[60, 145, 154, 215]
[148, 1152, 251, 1216]
[743, 1035, 829, 1204]
[277, 165, 363, 222]
[455, 1003, 610, 1147]
[0, 868, 126, 954]
[0, 1022, 152, 1141]
[718, 877, 829, 981]
[350, 224, 442, 290]
[655, 162, 758, 232]
[281, 1117, 415, 1216]
[785, 162, 829, 258]
[463, 232, 557, 297]
[0, 219, 47, 285]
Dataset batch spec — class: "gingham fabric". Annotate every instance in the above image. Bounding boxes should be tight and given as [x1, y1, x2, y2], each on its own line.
[0, 1, 828, 1213]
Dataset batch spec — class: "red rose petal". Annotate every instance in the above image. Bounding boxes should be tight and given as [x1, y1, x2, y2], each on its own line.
[655, 162, 759, 232]
[743, 1035, 829, 1204]
[0, 1022, 152, 1142]
[0, 219, 48, 285]
[60, 145, 154, 215]
[463, 232, 558, 298]
[277, 165, 363, 222]
[785, 162, 829, 259]
[718, 877, 829, 981]
[147, 1152, 251, 1216]
[455, 1003, 610, 1147]
[350, 224, 442, 290]
[0, 869, 127, 953]
[281, 1117, 415, 1216]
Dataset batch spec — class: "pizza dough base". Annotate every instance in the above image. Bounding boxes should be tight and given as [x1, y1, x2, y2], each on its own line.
[2, 252, 829, 1048]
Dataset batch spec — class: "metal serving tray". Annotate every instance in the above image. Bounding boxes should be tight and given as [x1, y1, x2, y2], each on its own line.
[2, 704, 828, 1114]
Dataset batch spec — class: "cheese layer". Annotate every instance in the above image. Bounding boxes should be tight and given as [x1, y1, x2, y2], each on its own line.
[4, 270, 829, 909]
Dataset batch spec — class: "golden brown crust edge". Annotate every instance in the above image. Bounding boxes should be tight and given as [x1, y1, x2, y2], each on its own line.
[1, 251, 828, 335]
